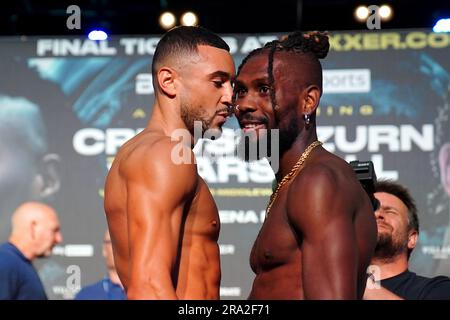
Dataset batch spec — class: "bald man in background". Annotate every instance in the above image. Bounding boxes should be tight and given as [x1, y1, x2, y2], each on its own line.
[0, 202, 63, 300]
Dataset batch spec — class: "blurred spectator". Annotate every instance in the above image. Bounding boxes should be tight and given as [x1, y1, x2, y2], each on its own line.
[75, 229, 125, 300]
[364, 180, 450, 299]
[0, 202, 63, 300]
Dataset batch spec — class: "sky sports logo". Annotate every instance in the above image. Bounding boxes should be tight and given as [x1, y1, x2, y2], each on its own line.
[323, 69, 371, 94]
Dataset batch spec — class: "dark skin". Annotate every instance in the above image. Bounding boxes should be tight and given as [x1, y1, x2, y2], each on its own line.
[235, 51, 377, 299]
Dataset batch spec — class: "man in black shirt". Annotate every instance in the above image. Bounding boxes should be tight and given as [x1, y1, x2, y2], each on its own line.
[364, 180, 450, 299]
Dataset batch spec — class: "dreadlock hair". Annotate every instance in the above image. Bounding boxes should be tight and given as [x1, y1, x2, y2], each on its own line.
[237, 31, 330, 116]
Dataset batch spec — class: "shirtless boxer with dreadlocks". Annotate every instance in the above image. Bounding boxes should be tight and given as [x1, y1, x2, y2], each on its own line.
[234, 31, 377, 299]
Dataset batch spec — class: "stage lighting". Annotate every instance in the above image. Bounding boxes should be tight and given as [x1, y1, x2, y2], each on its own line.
[433, 18, 450, 33]
[159, 12, 176, 30]
[88, 30, 108, 41]
[355, 6, 369, 22]
[181, 12, 198, 26]
[379, 4, 393, 21]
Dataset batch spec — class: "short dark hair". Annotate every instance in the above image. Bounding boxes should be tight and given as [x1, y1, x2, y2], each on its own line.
[375, 179, 420, 234]
[237, 31, 329, 118]
[152, 26, 229, 78]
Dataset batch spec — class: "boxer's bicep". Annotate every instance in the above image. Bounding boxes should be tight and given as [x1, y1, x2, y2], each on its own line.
[124, 145, 197, 299]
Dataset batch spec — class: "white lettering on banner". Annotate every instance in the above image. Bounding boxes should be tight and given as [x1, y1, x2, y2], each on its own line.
[318, 124, 433, 180]
[217, 158, 248, 183]
[318, 124, 433, 152]
[73, 128, 143, 156]
[196, 157, 274, 184]
[36, 39, 53, 56]
[36, 36, 282, 57]
[219, 210, 265, 224]
[240, 36, 278, 54]
[190, 126, 279, 172]
[74, 124, 433, 182]
[422, 246, 450, 259]
[368, 125, 401, 151]
[37, 39, 117, 56]
[323, 69, 371, 93]
[248, 160, 275, 184]
[74, 125, 434, 156]
[196, 156, 218, 181]
[73, 128, 105, 156]
[119, 38, 160, 55]
[37, 33, 448, 57]
[401, 125, 434, 151]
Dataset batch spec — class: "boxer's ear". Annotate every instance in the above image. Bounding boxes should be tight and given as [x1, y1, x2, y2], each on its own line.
[300, 84, 320, 115]
[157, 67, 177, 98]
[32, 153, 61, 200]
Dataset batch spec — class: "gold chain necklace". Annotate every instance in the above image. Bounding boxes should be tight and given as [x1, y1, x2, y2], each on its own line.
[266, 140, 322, 217]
